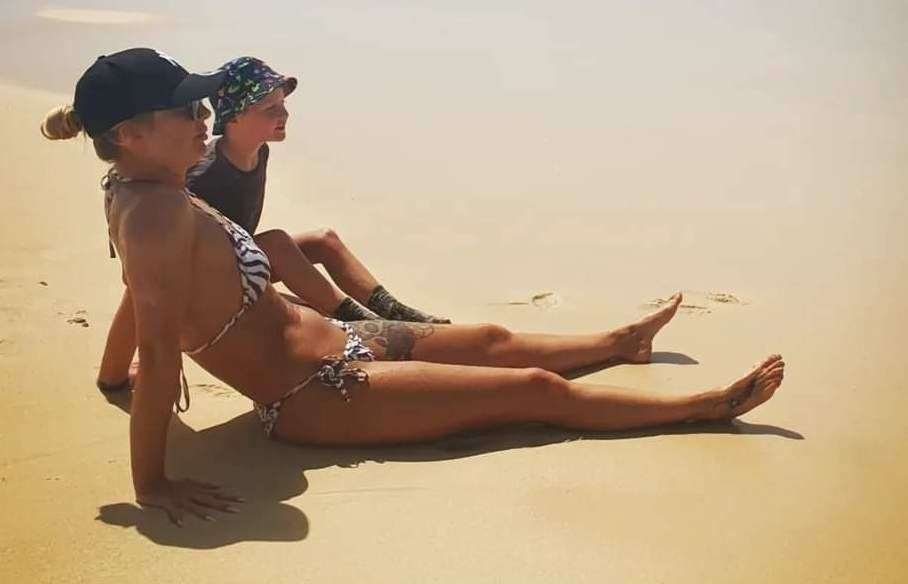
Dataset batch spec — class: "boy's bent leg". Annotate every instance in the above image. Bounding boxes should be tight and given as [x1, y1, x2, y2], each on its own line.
[255, 229, 377, 319]
[294, 228, 451, 323]
[293, 228, 380, 301]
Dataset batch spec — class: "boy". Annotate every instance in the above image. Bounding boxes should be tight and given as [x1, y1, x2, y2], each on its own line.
[190, 56, 449, 324]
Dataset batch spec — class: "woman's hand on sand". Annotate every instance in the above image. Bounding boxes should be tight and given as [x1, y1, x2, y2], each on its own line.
[136, 478, 244, 526]
[96, 360, 140, 393]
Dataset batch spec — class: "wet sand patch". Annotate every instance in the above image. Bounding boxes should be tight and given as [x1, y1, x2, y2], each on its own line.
[35, 7, 159, 25]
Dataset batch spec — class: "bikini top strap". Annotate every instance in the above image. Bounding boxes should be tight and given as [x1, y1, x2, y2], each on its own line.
[101, 171, 117, 258]
[176, 366, 191, 413]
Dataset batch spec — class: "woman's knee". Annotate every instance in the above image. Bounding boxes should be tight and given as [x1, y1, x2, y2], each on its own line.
[517, 367, 572, 423]
[476, 323, 512, 347]
[521, 367, 569, 399]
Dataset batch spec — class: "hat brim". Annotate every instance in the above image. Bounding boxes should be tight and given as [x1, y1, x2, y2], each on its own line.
[281, 76, 298, 97]
[211, 74, 298, 135]
[171, 70, 226, 105]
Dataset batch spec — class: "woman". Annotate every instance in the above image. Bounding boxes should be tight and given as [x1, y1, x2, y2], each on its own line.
[95, 56, 448, 393]
[42, 48, 784, 526]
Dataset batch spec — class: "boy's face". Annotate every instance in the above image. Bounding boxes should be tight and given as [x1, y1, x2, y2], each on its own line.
[229, 87, 290, 142]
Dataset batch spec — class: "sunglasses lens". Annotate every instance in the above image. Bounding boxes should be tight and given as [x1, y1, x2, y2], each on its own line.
[186, 101, 201, 120]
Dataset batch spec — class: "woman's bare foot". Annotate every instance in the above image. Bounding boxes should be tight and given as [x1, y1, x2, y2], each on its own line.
[611, 292, 683, 363]
[699, 354, 785, 421]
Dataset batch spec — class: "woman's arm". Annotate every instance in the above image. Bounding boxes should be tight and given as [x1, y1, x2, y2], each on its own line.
[97, 287, 137, 391]
[120, 192, 191, 491]
[118, 191, 240, 524]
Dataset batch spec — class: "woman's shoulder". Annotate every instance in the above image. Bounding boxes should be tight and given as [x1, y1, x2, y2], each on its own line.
[115, 183, 193, 237]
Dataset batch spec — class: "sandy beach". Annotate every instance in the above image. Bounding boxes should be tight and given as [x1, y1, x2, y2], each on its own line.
[2, 2, 907, 582]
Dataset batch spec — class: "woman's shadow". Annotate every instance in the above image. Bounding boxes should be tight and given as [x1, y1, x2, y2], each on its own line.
[96, 354, 802, 549]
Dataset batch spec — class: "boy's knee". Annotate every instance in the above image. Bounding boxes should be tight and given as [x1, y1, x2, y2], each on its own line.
[256, 228, 293, 250]
[315, 228, 343, 254]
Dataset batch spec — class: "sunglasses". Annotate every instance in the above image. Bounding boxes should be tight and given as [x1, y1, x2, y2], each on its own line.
[180, 100, 205, 120]
[173, 99, 209, 120]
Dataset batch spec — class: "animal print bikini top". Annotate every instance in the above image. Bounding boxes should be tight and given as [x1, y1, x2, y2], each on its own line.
[102, 170, 272, 409]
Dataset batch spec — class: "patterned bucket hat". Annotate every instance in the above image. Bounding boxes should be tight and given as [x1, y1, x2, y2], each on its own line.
[211, 56, 297, 135]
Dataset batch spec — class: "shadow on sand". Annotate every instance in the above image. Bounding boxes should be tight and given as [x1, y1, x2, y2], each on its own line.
[564, 351, 700, 379]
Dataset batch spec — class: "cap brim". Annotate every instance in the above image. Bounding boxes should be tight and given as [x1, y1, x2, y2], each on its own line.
[171, 70, 226, 105]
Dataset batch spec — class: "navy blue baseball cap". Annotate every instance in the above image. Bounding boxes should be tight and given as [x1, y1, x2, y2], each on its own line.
[73, 48, 225, 138]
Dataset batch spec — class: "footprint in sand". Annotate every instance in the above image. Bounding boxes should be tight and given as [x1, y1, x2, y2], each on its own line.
[644, 296, 711, 314]
[66, 310, 90, 328]
[649, 300, 711, 314]
[530, 292, 562, 309]
[193, 383, 235, 398]
[490, 291, 563, 310]
[645, 291, 747, 315]
[705, 292, 745, 304]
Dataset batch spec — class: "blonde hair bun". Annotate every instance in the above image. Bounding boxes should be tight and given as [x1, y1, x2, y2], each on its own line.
[41, 105, 82, 140]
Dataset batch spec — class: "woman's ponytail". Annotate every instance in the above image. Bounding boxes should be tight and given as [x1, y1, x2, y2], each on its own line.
[40, 105, 83, 140]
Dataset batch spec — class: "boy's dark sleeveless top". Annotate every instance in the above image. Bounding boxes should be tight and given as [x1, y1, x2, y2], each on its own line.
[186, 137, 269, 235]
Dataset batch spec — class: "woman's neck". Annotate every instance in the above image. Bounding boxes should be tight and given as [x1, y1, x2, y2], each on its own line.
[114, 158, 186, 188]
[219, 134, 263, 172]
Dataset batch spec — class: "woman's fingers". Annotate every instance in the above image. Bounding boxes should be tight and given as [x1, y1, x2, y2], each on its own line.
[137, 479, 244, 526]
[138, 497, 185, 527]
[190, 494, 239, 513]
[185, 478, 220, 490]
[185, 479, 245, 502]
[212, 490, 246, 503]
[184, 500, 216, 522]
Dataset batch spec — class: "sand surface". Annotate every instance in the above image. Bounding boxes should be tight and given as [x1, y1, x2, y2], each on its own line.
[2, 2, 907, 582]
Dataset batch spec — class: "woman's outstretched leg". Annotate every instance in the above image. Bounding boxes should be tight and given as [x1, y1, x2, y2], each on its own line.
[348, 293, 684, 373]
[273, 354, 784, 445]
